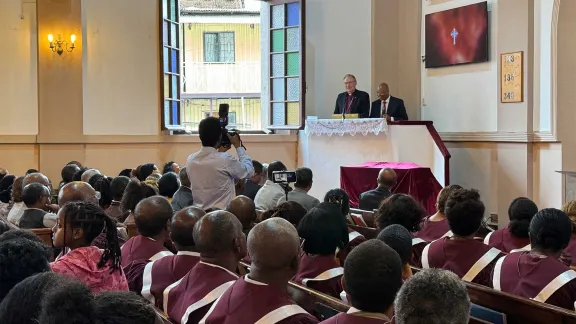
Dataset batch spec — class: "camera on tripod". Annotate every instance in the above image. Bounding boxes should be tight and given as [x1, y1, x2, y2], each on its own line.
[218, 103, 239, 147]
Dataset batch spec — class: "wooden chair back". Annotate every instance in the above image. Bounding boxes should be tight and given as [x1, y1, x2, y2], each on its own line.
[287, 281, 349, 321]
[347, 224, 378, 239]
[411, 266, 576, 324]
[126, 223, 138, 238]
[350, 208, 375, 227]
[30, 228, 53, 246]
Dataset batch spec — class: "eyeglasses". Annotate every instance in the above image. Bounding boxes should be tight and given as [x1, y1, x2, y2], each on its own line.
[344, 81, 356, 85]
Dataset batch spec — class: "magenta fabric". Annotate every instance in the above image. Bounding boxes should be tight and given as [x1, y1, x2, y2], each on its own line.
[340, 162, 442, 214]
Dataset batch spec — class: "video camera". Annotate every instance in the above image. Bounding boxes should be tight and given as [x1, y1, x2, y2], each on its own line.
[218, 103, 243, 148]
[272, 171, 297, 184]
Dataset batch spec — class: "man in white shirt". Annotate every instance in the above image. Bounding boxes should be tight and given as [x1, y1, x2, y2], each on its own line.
[187, 117, 254, 210]
[368, 83, 408, 121]
[254, 161, 289, 210]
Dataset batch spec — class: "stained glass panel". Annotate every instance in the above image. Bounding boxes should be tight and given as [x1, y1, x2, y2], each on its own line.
[172, 75, 178, 98]
[272, 5, 285, 28]
[287, 103, 299, 125]
[164, 75, 170, 98]
[164, 101, 170, 125]
[286, 28, 299, 52]
[163, 0, 168, 19]
[287, 78, 299, 101]
[170, 0, 176, 21]
[271, 54, 285, 77]
[272, 103, 286, 125]
[163, 22, 169, 45]
[272, 78, 285, 101]
[171, 49, 177, 73]
[163, 48, 169, 71]
[171, 24, 178, 47]
[287, 3, 300, 26]
[172, 0, 178, 22]
[271, 29, 285, 53]
[172, 101, 179, 125]
[286, 53, 299, 76]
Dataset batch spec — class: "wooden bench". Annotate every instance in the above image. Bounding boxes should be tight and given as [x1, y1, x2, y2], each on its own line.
[410, 267, 576, 324]
[30, 228, 53, 246]
[350, 208, 375, 227]
[348, 224, 378, 239]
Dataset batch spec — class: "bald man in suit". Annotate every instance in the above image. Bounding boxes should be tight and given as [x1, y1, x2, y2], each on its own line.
[369, 83, 408, 121]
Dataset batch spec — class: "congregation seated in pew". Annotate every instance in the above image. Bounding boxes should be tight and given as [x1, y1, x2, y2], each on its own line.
[323, 239, 403, 323]
[200, 217, 319, 324]
[492, 208, 576, 310]
[226, 195, 257, 237]
[377, 224, 414, 281]
[122, 197, 174, 279]
[121, 180, 158, 224]
[561, 200, 576, 265]
[107, 176, 130, 222]
[8, 172, 53, 226]
[323, 189, 367, 265]
[137, 207, 204, 308]
[260, 201, 308, 228]
[358, 168, 396, 211]
[294, 203, 346, 299]
[484, 197, 537, 253]
[19, 183, 58, 229]
[420, 188, 504, 288]
[165, 211, 245, 324]
[413, 184, 462, 242]
[50, 201, 128, 293]
[395, 268, 471, 324]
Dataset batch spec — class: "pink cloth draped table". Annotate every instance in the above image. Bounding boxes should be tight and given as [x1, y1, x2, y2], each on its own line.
[340, 162, 442, 215]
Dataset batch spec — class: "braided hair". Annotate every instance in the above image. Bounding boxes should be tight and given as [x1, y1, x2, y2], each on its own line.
[89, 174, 113, 209]
[261, 201, 308, 227]
[323, 188, 350, 216]
[61, 201, 121, 272]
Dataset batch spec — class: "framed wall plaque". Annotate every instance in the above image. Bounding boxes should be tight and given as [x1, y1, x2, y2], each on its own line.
[501, 51, 523, 103]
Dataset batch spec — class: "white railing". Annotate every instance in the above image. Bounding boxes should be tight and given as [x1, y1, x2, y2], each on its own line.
[183, 61, 261, 94]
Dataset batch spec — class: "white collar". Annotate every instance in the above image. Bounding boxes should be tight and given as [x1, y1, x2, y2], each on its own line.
[347, 307, 391, 321]
[26, 207, 46, 212]
[199, 261, 239, 278]
[177, 251, 200, 257]
[384, 95, 391, 103]
[200, 146, 218, 153]
[144, 236, 157, 242]
[245, 275, 268, 286]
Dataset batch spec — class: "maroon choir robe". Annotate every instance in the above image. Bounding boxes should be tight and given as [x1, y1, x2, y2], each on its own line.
[141, 251, 201, 308]
[421, 237, 503, 288]
[121, 235, 173, 268]
[294, 254, 343, 299]
[165, 261, 239, 324]
[200, 276, 319, 324]
[336, 228, 367, 265]
[493, 252, 576, 310]
[563, 234, 576, 266]
[414, 217, 451, 242]
[484, 227, 530, 253]
[321, 308, 391, 324]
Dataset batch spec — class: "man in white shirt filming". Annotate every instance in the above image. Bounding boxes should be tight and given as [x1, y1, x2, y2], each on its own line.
[186, 117, 254, 210]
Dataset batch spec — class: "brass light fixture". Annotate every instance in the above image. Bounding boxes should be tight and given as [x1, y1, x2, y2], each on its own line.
[48, 34, 76, 55]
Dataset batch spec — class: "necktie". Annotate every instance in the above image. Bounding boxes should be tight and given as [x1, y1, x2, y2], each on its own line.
[345, 95, 353, 114]
[381, 100, 387, 116]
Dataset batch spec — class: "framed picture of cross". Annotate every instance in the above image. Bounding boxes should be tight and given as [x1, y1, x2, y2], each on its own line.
[500, 51, 523, 103]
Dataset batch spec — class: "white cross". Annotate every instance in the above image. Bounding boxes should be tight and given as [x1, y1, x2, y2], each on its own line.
[451, 28, 459, 45]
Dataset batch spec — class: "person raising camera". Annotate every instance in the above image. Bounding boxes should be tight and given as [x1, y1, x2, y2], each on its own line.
[186, 117, 254, 210]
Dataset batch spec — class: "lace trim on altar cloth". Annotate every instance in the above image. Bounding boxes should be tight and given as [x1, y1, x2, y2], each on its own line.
[304, 119, 388, 136]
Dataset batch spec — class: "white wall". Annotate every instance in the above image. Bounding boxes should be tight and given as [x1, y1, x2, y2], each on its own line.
[420, 0, 498, 132]
[0, 0, 38, 135]
[534, 0, 554, 132]
[305, 0, 373, 118]
[81, 0, 159, 135]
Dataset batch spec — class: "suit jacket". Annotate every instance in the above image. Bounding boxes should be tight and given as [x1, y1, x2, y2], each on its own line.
[241, 180, 261, 201]
[333, 90, 370, 117]
[358, 188, 392, 211]
[369, 96, 408, 120]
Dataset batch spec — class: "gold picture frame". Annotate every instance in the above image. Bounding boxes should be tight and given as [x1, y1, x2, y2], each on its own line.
[501, 51, 523, 103]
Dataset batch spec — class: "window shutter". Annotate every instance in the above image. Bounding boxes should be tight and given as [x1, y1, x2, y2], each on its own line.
[266, 0, 306, 130]
[161, 0, 183, 130]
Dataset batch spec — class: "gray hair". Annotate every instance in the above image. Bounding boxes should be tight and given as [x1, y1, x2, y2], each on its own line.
[395, 269, 470, 324]
[343, 74, 357, 81]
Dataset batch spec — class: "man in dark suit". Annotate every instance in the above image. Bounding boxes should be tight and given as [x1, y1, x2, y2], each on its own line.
[241, 160, 263, 201]
[359, 168, 397, 211]
[333, 74, 370, 117]
[368, 83, 408, 121]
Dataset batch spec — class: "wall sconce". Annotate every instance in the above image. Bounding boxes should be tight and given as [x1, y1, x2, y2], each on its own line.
[48, 34, 76, 55]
